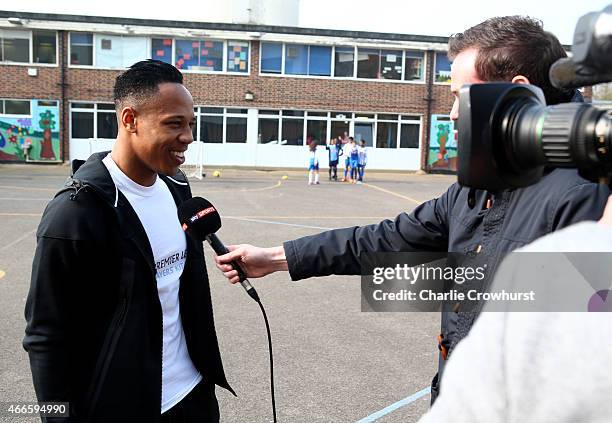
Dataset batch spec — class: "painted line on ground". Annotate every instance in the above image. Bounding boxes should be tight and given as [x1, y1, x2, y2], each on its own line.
[355, 387, 431, 423]
[0, 185, 58, 192]
[0, 197, 51, 201]
[1, 228, 37, 252]
[225, 216, 387, 219]
[0, 213, 42, 217]
[193, 180, 283, 195]
[224, 216, 331, 231]
[363, 183, 423, 205]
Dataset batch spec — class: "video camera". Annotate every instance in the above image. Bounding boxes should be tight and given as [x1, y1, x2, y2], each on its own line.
[457, 4, 612, 190]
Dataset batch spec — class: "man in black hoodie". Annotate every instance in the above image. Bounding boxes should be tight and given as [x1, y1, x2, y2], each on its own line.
[214, 16, 610, 404]
[24, 60, 233, 422]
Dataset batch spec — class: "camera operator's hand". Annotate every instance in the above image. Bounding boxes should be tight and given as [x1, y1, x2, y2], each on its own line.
[214, 245, 288, 284]
[598, 196, 612, 226]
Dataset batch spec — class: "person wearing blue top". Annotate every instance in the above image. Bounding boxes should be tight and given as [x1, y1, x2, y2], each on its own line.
[348, 139, 359, 184]
[357, 140, 367, 184]
[325, 137, 342, 181]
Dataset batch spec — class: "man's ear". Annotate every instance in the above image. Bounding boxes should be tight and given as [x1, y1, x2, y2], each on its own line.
[120, 107, 137, 133]
[511, 75, 531, 85]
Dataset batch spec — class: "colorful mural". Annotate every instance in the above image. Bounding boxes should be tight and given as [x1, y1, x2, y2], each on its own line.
[0, 100, 61, 162]
[428, 115, 457, 171]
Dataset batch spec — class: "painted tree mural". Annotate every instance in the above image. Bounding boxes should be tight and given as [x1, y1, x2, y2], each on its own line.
[39, 109, 56, 160]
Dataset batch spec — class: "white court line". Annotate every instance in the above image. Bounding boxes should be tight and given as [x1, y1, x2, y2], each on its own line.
[1, 229, 37, 252]
[224, 216, 332, 231]
[355, 387, 431, 422]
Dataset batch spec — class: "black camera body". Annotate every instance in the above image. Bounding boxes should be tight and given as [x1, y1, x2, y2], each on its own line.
[458, 4, 612, 190]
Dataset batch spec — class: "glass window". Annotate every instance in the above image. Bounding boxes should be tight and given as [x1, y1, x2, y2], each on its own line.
[380, 50, 402, 80]
[38, 100, 58, 107]
[259, 109, 280, 115]
[357, 48, 379, 79]
[3, 31, 29, 63]
[261, 42, 282, 74]
[33, 31, 56, 64]
[97, 103, 115, 110]
[0, 102, 3, 114]
[331, 121, 350, 140]
[227, 108, 248, 114]
[200, 115, 223, 143]
[400, 123, 420, 148]
[72, 102, 94, 109]
[199, 40, 224, 71]
[306, 120, 327, 145]
[308, 46, 331, 76]
[71, 112, 94, 138]
[151, 38, 173, 64]
[285, 44, 308, 75]
[201, 107, 224, 114]
[376, 122, 398, 148]
[435, 52, 452, 83]
[4, 100, 30, 115]
[377, 114, 398, 120]
[227, 41, 249, 73]
[70, 33, 93, 66]
[282, 110, 305, 117]
[404, 51, 424, 81]
[307, 111, 327, 117]
[281, 119, 304, 145]
[258, 118, 279, 144]
[226, 117, 247, 143]
[175, 39, 199, 70]
[97, 112, 118, 139]
[354, 123, 373, 147]
[334, 46, 354, 77]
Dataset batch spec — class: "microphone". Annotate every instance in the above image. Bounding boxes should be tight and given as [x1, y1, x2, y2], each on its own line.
[178, 197, 260, 302]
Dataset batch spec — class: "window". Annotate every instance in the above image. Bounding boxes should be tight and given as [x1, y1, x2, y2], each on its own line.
[285, 44, 308, 75]
[227, 41, 249, 73]
[281, 118, 304, 146]
[308, 46, 331, 76]
[258, 113, 280, 144]
[70, 33, 93, 66]
[175, 39, 224, 71]
[306, 120, 327, 145]
[1, 30, 29, 63]
[70, 103, 117, 139]
[96, 35, 148, 69]
[151, 38, 173, 64]
[376, 121, 398, 148]
[357, 48, 379, 79]
[334, 46, 354, 77]
[435, 52, 451, 83]
[33, 31, 57, 64]
[404, 51, 424, 81]
[1, 99, 30, 115]
[400, 123, 420, 148]
[261, 42, 282, 73]
[197, 107, 247, 143]
[380, 50, 402, 80]
[199, 40, 224, 71]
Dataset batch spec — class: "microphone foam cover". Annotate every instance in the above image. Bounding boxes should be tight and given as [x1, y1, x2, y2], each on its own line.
[177, 197, 222, 241]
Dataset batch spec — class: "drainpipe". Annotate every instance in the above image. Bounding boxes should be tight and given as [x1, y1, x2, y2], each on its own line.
[422, 50, 435, 173]
[58, 30, 68, 162]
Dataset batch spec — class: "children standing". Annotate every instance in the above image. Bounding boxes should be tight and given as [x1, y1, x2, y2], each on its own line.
[357, 140, 368, 184]
[307, 141, 321, 185]
[349, 139, 359, 183]
[325, 138, 342, 181]
[342, 137, 354, 182]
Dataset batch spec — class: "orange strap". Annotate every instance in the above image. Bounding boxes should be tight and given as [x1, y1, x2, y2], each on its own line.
[437, 334, 448, 360]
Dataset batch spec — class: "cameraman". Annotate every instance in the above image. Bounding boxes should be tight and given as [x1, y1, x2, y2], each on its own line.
[418, 197, 612, 422]
[215, 16, 610, 403]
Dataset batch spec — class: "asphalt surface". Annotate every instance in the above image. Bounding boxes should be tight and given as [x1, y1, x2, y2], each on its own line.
[0, 163, 455, 423]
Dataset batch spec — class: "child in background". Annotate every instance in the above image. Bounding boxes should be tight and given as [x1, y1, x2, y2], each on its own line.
[326, 138, 342, 181]
[307, 141, 321, 185]
[349, 139, 359, 183]
[357, 140, 367, 184]
[342, 136, 354, 182]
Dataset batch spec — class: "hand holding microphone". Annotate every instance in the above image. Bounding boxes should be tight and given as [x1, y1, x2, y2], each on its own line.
[214, 244, 288, 284]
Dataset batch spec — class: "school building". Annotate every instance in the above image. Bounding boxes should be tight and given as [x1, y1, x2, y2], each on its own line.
[0, 9, 468, 172]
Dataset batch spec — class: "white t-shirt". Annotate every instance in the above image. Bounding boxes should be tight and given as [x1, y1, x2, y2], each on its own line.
[103, 154, 202, 413]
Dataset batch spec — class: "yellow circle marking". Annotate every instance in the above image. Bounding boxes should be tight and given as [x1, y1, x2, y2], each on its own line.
[0, 270, 5, 279]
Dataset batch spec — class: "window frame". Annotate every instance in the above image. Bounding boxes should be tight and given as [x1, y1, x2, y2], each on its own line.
[0, 98, 32, 118]
[259, 43, 427, 84]
[69, 102, 118, 140]
[0, 30, 58, 66]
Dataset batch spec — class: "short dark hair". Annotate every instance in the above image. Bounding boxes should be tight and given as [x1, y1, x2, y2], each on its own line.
[113, 59, 184, 109]
[448, 16, 573, 105]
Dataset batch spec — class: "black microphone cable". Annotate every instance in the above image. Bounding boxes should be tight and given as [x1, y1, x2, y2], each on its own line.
[251, 292, 277, 423]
